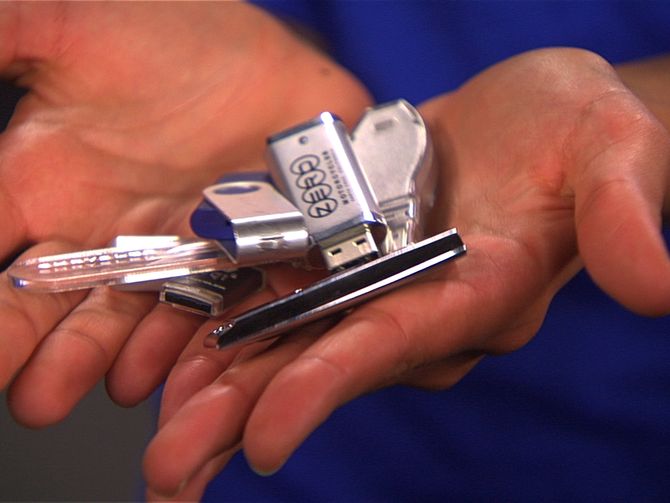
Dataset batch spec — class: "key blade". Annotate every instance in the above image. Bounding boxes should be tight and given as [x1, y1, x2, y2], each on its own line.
[8, 239, 235, 292]
[205, 228, 466, 350]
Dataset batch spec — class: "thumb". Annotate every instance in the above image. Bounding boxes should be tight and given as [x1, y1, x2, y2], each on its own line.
[571, 93, 670, 316]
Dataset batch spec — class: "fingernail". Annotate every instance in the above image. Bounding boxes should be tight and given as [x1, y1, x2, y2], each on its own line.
[147, 478, 188, 501]
[248, 459, 284, 477]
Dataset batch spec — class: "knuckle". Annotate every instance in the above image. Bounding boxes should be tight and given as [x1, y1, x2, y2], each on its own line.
[349, 305, 418, 374]
[402, 351, 484, 391]
[51, 324, 111, 365]
[212, 374, 257, 406]
[174, 352, 224, 374]
[482, 317, 544, 355]
[568, 89, 665, 169]
[297, 353, 350, 382]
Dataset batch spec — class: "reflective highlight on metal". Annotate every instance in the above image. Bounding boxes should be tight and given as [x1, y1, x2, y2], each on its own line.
[200, 179, 310, 264]
[267, 112, 387, 270]
[159, 268, 265, 317]
[205, 228, 465, 350]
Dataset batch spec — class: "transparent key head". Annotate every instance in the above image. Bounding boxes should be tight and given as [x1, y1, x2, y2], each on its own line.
[8, 238, 234, 292]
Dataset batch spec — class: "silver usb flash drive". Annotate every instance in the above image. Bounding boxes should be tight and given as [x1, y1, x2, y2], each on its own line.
[267, 112, 387, 270]
[159, 268, 265, 317]
[200, 178, 310, 265]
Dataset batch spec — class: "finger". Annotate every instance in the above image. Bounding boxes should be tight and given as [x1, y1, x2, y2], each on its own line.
[144, 330, 317, 497]
[0, 167, 28, 260]
[156, 263, 323, 426]
[106, 304, 205, 407]
[155, 301, 275, 429]
[569, 92, 670, 315]
[146, 450, 237, 502]
[238, 258, 494, 473]
[243, 240, 551, 474]
[400, 351, 484, 390]
[7, 286, 156, 427]
[0, 243, 87, 389]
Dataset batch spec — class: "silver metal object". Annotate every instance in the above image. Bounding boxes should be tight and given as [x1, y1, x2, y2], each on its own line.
[352, 99, 435, 253]
[8, 238, 233, 292]
[159, 268, 265, 317]
[201, 179, 310, 264]
[205, 228, 466, 350]
[267, 112, 387, 270]
[9, 100, 438, 297]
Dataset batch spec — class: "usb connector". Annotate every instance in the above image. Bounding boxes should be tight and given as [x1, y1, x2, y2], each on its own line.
[267, 112, 387, 272]
[323, 226, 381, 270]
[159, 269, 265, 317]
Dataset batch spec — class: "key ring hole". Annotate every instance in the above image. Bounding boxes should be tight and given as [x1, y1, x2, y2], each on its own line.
[213, 182, 262, 195]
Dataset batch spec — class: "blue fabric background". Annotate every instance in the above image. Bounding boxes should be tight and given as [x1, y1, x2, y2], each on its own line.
[204, 2, 670, 501]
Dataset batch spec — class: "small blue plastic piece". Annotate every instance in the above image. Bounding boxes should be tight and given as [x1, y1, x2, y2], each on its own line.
[189, 172, 274, 257]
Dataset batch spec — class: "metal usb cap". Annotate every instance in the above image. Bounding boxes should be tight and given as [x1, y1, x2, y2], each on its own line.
[267, 112, 387, 271]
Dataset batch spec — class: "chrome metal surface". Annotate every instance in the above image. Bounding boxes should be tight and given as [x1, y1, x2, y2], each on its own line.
[267, 112, 387, 270]
[159, 268, 265, 317]
[202, 180, 310, 264]
[206, 228, 465, 350]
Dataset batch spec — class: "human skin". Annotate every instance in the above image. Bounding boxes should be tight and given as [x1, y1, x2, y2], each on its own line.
[141, 49, 670, 500]
[0, 1, 370, 424]
[0, 3, 668, 501]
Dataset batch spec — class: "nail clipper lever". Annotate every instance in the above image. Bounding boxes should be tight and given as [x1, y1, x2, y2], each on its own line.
[205, 228, 465, 350]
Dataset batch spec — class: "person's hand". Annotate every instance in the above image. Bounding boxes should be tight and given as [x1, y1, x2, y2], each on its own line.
[142, 47, 670, 500]
[0, 2, 371, 426]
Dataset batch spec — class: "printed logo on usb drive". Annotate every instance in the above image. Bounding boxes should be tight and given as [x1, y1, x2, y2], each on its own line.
[290, 154, 338, 218]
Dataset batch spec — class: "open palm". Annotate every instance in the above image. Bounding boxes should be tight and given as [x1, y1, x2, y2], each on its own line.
[142, 48, 670, 500]
[0, 2, 370, 426]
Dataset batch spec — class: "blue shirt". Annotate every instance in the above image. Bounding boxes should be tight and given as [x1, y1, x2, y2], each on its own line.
[206, 3, 670, 501]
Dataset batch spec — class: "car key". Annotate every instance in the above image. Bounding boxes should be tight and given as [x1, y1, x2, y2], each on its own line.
[205, 228, 466, 350]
